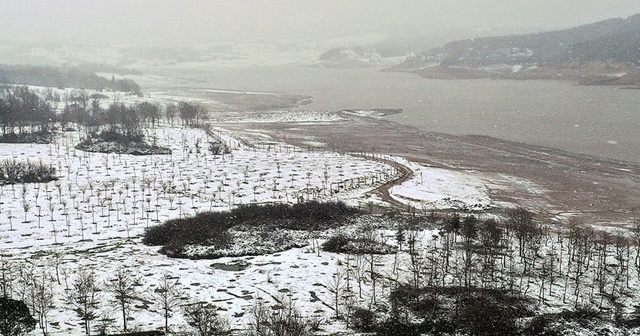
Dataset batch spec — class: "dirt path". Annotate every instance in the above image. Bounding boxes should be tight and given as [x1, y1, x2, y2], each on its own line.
[352, 154, 414, 209]
[217, 114, 640, 224]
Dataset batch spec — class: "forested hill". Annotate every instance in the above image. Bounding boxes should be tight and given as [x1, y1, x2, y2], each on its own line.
[389, 13, 640, 84]
[0, 65, 142, 95]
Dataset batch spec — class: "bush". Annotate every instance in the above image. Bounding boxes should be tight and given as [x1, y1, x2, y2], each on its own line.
[458, 296, 521, 336]
[143, 202, 360, 258]
[522, 306, 606, 336]
[248, 297, 313, 336]
[559, 305, 602, 322]
[98, 129, 144, 143]
[0, 130, 53, 144]
[375, 316, 421, 336]
[422, 318, 457, 336]
[0, 297, 37, 336]
[388, 285, 535, 336]
[143, 212, 232, 249]
[522, 314, 563, 336]
[321, 234, 352, 253]
[0, 159, 57, 185]
[322, 229, 397, 254]
[351, 307, 377, 332]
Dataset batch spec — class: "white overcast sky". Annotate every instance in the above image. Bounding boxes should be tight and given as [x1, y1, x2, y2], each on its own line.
[2, 0, 640, 45]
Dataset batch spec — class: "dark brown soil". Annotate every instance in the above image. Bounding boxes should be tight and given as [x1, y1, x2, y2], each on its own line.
[216, 112, 640, 225]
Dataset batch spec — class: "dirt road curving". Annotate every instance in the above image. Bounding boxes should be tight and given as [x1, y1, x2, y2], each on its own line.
[351, 154, 414, 209]
[217, 114, 640, 225]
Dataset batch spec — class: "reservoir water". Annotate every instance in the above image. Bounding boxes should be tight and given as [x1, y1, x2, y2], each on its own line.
[155, 65, 640, 163]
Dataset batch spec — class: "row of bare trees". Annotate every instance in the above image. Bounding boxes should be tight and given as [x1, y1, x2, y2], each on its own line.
[319, 209, 640, 331]
[59, 92, 207, 132]
[1, 85, 209, 141]
[0, 255, 189, 336]
[389, 209, 640, 309]
[1, 252, 315, 336]
[0, 86, 56, 137]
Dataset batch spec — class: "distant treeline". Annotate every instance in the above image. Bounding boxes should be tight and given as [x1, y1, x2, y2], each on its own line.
[75, 63, 142, 76]
[0, 64, 142, 95]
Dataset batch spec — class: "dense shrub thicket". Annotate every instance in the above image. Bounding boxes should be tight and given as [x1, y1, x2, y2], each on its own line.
[322, 233, 396, 254]
[230, 201, 360, 227]
[143, 201, 361, 255]
[0, 159, 57, 185]
[0, 130, 53, 144]
[381, 285, 535, 336]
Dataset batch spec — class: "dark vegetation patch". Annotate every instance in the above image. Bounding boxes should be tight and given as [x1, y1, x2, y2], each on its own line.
[377, 285, 535, 336]
[76, 130, 171, 155]
[0, 64, 142, 95]
[107, 331, 164, 336]
[0, 130, 54, 144]
[377, 284, 635, 336]
[0, 159, 57, 185]
[142, 201, 361, 259]
[321, 233, 396, 254]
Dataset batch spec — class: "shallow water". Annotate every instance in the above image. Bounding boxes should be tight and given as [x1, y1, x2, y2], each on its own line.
[152, 64, 640, 163]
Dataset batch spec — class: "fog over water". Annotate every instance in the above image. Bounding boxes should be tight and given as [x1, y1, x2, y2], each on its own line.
[159, 65, 640, 163]
[3, 1, 640, 45]
[3, 1, 640, 162]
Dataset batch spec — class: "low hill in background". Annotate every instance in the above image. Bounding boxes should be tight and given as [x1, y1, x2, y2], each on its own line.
[387, 14, 640, 86]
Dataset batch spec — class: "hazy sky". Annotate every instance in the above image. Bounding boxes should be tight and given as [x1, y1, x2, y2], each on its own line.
[2, 0, 640, 46]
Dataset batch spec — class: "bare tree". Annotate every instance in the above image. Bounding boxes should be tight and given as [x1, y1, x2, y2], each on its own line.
[178, 102, 198, 126]
[248, 296, 311, 336]
[406, 230, 426, 291]
[32, 266, 55, 336]
[478, 219, 502, 287]
[151, 273, 182, 334]
[105, 266, 138, 332]
[325, 269, 345, 319]
[507, 207, 534, 258]
[164, 103, 177, 126]
[0, 254, 14, 298]
[183, 302, 230, 336]
[461, 215, 479, 288]
[66, 268, 100, 336]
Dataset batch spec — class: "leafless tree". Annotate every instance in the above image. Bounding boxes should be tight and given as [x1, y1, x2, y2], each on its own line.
[461, 215, 479, 287]
[325, 269, 345, 319]
[248, 295, 311, 336]
[183, 302, 230, 336]
[478, 218, 502, 288]
[406, 230, 426, 291]
[151, 273, 183, 334]
[31, 265, 55, 336]
[66, 268, 100, 336]
[105, 266, 138, 332]
[164, 103, 177, 126]
[507, 207, 536, 258]
[0, 253, 14, 298]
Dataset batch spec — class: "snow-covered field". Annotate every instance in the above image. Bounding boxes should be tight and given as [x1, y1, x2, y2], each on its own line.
[0, 122, 500, 335]
[387, 157, 492, 211]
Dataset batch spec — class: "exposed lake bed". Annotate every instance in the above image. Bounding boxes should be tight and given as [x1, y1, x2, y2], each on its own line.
[139, 64, 640, 224]
[141, 64, 640, 163]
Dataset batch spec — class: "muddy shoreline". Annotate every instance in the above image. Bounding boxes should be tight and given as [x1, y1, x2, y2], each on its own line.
[216, 112, 640, 226]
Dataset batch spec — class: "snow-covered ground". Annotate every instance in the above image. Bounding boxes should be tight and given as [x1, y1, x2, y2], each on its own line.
[386, 157, 492, 211]
[0, 121, 501, 335]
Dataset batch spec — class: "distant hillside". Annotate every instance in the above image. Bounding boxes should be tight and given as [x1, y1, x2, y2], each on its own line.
[0, 64, 142, 95]
[317, 27, 537, 68]
[388, 14, 640, 86]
